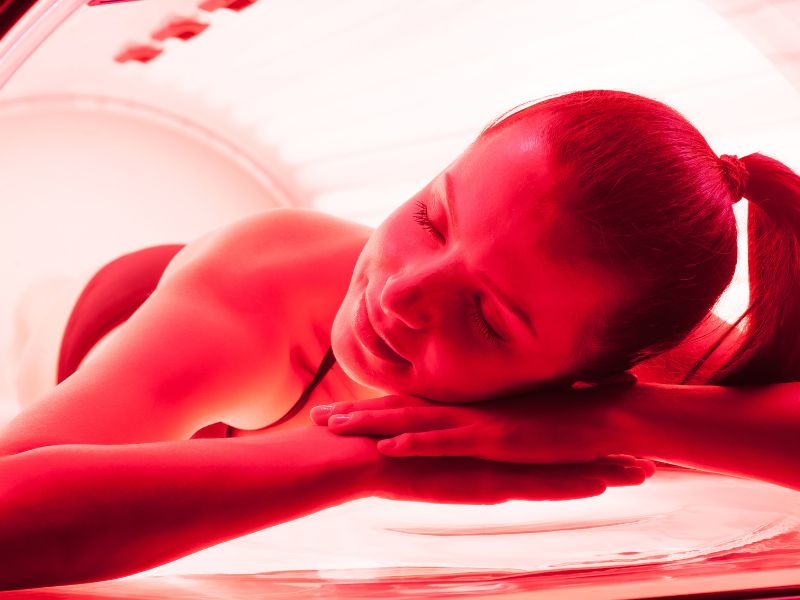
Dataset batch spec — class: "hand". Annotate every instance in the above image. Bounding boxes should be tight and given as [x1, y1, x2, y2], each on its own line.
[310, 386, 638, 465]
[372, 454, 653, 504]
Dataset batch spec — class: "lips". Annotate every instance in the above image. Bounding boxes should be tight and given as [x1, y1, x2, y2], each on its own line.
[354, 294, 409, 364]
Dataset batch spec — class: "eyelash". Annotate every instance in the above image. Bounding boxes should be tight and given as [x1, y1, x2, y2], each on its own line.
[413, 199, 446, 244]
[469, 297, 503, 345]
[412, 200, 503, 345]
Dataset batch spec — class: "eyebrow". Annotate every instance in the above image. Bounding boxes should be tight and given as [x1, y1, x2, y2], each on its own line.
[441, 172, 537, 338]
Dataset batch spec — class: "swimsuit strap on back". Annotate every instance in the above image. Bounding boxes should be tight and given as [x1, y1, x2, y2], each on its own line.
[224, 346, 337, 437]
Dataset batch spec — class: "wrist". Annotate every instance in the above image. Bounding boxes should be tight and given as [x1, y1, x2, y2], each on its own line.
[312, 428, 388, 500]
[604, 383, 656, 458]
[252, 425, 387, 503]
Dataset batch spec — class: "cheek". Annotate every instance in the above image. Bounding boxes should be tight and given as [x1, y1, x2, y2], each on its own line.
[373, 208, 426, 261]
[330, 297, 353, 352]
[353, 231, 391, 282]
[351, 220, 421, 298]
[347, 222, 395, 291]
[419, 339, 503, 386]
[330, 302, 378, 388]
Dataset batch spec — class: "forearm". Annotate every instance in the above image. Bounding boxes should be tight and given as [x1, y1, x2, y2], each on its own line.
[612, 382, 800, 490]
[0, 426, 381, 590]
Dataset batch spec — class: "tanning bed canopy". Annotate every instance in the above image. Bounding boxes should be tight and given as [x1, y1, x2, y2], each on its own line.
[2, 3, 800, 598]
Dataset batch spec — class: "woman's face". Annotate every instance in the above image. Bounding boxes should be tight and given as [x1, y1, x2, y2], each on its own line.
[332, 120, 621, 402]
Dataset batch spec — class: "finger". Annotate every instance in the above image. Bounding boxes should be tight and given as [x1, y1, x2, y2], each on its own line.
[327, 407, 465, 435]
[482, 464, 610, 501]
[310, 395, 434, 425]
[634, 458, 657, 478]
[398, 459, 611, 503]
[523, 477, 608, 500]
[472, 477, 608, 502]
[592, 455, 656, 479]
[593, 455, 639, 467]
[528, 461, 647, 488]
[377, 427, 477, 456]
[597, 466, 647, 486]
[597, 455, 656, 478]
[597, 371, 638, 387]
[577, 371, 639, 388]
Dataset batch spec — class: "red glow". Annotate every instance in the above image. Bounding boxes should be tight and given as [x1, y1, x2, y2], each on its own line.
[113, 43, 162, 64]
[198, 0, 258, 13]
[3, 0, 800, 595]
[150, 17, 209, 42]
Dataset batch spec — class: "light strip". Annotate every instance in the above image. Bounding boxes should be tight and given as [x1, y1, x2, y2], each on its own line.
[0, 0, 84, 90]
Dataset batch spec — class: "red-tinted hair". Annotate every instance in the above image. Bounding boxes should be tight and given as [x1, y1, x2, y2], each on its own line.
[712, 153, 800, 384]
[482, 90, 800, 384]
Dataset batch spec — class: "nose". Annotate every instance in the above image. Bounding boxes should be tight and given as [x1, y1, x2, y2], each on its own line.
[379, 261, 455, 330]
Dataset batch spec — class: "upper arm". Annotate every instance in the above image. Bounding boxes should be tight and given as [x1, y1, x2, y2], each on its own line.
[0, 211, 306, 457]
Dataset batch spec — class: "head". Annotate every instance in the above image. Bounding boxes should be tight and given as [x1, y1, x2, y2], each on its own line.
[332, 112, 624, 402]
[332, 90, 800, 399]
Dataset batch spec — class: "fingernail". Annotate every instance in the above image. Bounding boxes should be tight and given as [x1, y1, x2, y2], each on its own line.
[329, 414, 351, 426]
[312, 405, 333, 418]
[378, 439, 396, 451]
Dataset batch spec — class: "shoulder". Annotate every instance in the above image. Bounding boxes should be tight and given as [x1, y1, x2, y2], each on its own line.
[161, 208, 371, 286]
[153, 208, 372, 427]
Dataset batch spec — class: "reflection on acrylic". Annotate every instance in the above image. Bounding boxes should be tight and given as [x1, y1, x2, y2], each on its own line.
[17, 469, 800, 599]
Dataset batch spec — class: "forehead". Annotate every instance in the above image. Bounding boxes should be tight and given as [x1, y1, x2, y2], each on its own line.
[458, 119, 560, 212]
[447, 116, 564, 265]
[444, 121, 616, 373]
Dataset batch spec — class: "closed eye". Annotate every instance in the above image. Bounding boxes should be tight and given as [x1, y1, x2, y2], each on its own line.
[411, 201, 505, 346]
[413, 199, 445, 244]
[470, 295, 504, 346]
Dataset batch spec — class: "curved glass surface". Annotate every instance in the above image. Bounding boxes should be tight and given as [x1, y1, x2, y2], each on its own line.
[2, 2, 800, 598]
[11, 469, 800, 598]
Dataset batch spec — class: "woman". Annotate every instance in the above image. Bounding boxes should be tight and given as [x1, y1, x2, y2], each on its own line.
[314, 93, 800, 487]
[1, 89, 797, 589]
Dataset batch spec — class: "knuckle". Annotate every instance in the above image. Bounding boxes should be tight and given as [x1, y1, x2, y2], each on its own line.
[427, 433, 446, 452]
[491, 423, 521, 448]
[331, 401, 353, 414]
[378, 395, 399, 409]
[387, 395, 414, 408]
[342, 411, 361, 425]
[352, 410, 376, 425]
[398, 407, 421, 425]
[452, 408, 477, 427]
[395, 432, 416, 449]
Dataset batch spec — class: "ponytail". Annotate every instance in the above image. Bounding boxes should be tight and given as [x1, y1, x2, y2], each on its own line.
[709, 153, 800, 385]
[481, 90, 800, 387]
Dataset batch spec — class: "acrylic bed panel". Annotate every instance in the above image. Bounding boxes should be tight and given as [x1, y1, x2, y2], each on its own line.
[3, 1, 800, 598]
[6, 468, 800, 599]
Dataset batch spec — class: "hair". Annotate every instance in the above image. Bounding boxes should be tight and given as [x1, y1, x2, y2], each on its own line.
[480, 90, 800, 385]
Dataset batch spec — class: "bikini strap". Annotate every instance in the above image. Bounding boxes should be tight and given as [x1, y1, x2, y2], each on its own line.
[225, 346, 336, 437]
